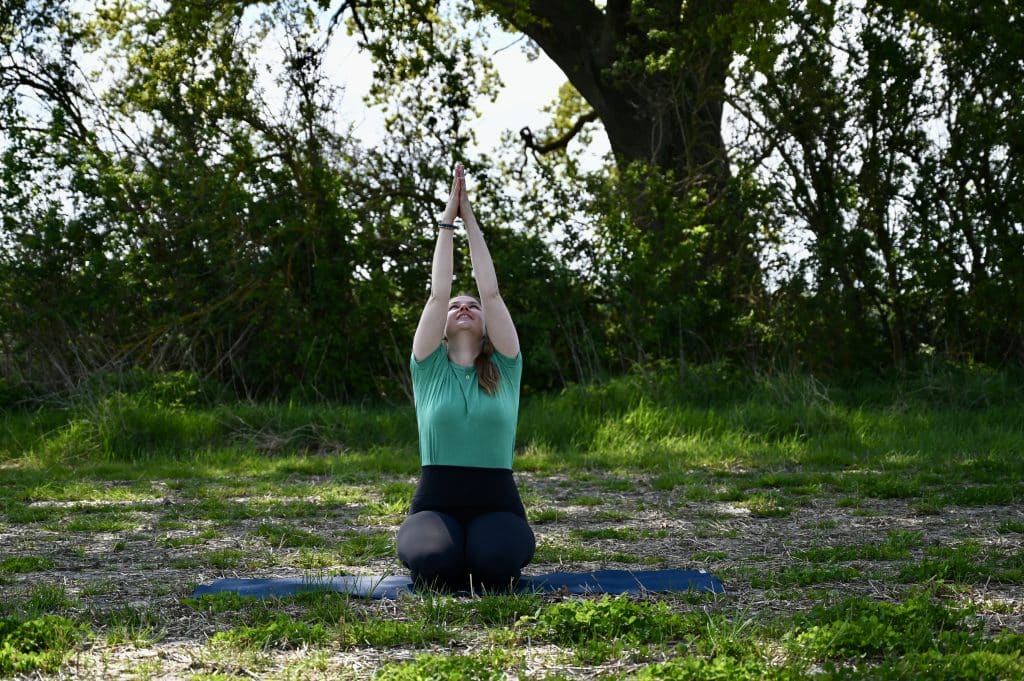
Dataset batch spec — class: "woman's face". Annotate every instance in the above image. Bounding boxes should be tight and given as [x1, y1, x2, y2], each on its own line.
[445, 295, 485, 339]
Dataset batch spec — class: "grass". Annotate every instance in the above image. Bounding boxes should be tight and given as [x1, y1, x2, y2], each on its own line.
[0, 363, 1022, 676]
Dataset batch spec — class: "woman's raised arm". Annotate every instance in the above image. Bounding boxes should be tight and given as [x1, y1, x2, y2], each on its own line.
[460, 172, 520, 359]
[412, 165, 460, 361]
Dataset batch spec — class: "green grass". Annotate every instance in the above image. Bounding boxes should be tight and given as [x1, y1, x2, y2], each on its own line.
[795, 530, 923, 563]
[1, 364, 1023, 677]
[254, 523, 327, 548]
[0, 555, 54, 573]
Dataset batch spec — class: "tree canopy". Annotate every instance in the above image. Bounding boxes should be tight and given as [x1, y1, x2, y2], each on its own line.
[1, 0, 1022, 401]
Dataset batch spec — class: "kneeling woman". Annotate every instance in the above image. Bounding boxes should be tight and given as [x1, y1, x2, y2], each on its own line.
[397, 163, 535, 591]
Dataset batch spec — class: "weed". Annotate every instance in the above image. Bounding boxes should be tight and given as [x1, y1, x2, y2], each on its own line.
[899, 542, 1024, 584]
[0, 614, 86, 675]
[101, 606, 166, 646]
[254, 522, 326, 549]
[996, 519, 1024, 534]
[652, 471, 688, 490]
[295, 548, 336, 569]
[406, 594, 471, 628]
[695, 522, 738, 539]
[335, 530, 394, 563]
[183, 592, 267, 617]
[529, 508, 559, 523]
[23, 585, 78, 616]
[297, 591, 356, 625]
[532, 540, 641, 564]
[375, 651, 513, 680]
[787, 592, 975, 659]
[742, 492, 791, 518]
[346, 617, 450, 647]
[796, 530, 922, 563]
[631, 656, 791, 680]
[750, 565, 860, 588]
[570, 527, 640, 541]
[527, 595, 684, 661]
[212, 615, 328, 650]
[57, 511, 139, 533]
[472, 592, 541, 626]
[944, 484, 1020, 506]
[79, 579, 117, 596]
[205, 549, 249, 569]
[0, 555, 54, 573]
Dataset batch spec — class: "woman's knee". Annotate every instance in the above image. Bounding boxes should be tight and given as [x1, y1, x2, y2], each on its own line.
[396, 511, 466, 579]
[465, 512, 535, 582]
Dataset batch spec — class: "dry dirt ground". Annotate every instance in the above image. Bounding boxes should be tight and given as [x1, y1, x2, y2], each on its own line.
[3, 471, 1023, 679]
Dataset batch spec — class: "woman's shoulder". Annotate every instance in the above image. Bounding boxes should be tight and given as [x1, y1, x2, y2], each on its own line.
[490, 349, 522, 379]
[411, 344, 448, 373]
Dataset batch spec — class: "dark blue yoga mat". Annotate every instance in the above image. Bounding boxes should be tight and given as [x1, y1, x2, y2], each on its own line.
[190, 569, 724, 600]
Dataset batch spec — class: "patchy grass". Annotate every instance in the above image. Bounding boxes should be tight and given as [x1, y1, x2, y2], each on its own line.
[1, 365, 1023, 676]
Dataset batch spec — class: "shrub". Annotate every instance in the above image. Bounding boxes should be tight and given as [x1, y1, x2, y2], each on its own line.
[0, 615, 85, 675]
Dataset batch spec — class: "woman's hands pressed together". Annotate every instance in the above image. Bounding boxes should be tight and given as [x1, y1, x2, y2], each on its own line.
[440, 163, 466, 226]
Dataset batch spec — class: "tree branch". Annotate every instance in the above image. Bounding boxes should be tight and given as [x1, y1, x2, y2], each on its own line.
[519, 109, 599, 154]
[480, 0, 605, 67]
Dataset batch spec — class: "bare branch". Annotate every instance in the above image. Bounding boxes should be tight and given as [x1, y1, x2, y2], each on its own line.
[519, 109, 599, 154]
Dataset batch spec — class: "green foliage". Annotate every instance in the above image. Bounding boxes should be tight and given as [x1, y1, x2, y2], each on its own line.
[788, 593, 975, 659]
[254, 523, 326, 549]
[871, 649, 1024, 681]
[102, 606, 165, 646]
[39, 393, 225, 462]
[334, 531, 394, 563]
[212, 615, 328, 650]
[21, 585, 78, 617]
[899, 542, 1024, 584]
[750, 565, 861, 589]
[527, 595, 684, 647]
[374, 652, 510, 681]
[631, 656, 794, 681]
[3, 0, 1024, 401]
[795, 530, 922, 564]
[471, 592, 541, 627]
[0, 615, 85, 676]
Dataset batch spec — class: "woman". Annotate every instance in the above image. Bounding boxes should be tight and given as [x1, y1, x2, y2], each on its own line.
[396, 163, 535, 591]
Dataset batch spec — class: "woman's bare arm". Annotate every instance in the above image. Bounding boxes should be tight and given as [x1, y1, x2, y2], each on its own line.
[461, 175, 520, 358]
[412, 166, 460, 360]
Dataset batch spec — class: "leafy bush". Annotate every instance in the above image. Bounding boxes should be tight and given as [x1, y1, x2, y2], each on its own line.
[0, 615, 85, 675]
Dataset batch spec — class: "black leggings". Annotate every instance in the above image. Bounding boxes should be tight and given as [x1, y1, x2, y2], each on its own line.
[396, 465, 535, 591]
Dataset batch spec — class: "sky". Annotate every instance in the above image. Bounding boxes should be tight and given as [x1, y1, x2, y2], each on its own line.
[316, 22, 612, 163]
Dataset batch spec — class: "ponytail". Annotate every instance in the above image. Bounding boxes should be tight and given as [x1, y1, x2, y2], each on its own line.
[476, 336, 500, 395]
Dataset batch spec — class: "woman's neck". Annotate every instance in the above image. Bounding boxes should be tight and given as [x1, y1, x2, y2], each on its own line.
[447, 337, 479, 367]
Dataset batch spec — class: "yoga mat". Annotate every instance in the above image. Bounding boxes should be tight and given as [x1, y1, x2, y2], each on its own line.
[190, 569, 724, 600]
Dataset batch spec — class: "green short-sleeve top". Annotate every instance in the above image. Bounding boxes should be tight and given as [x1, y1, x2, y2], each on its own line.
[410, 345, 523, 469]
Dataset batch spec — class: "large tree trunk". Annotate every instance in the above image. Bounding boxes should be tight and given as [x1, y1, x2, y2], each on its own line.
[488, 0, 734, 192]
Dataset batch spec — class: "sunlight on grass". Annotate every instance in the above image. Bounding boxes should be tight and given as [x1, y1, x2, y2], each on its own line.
[1, 365, 1023, 678]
